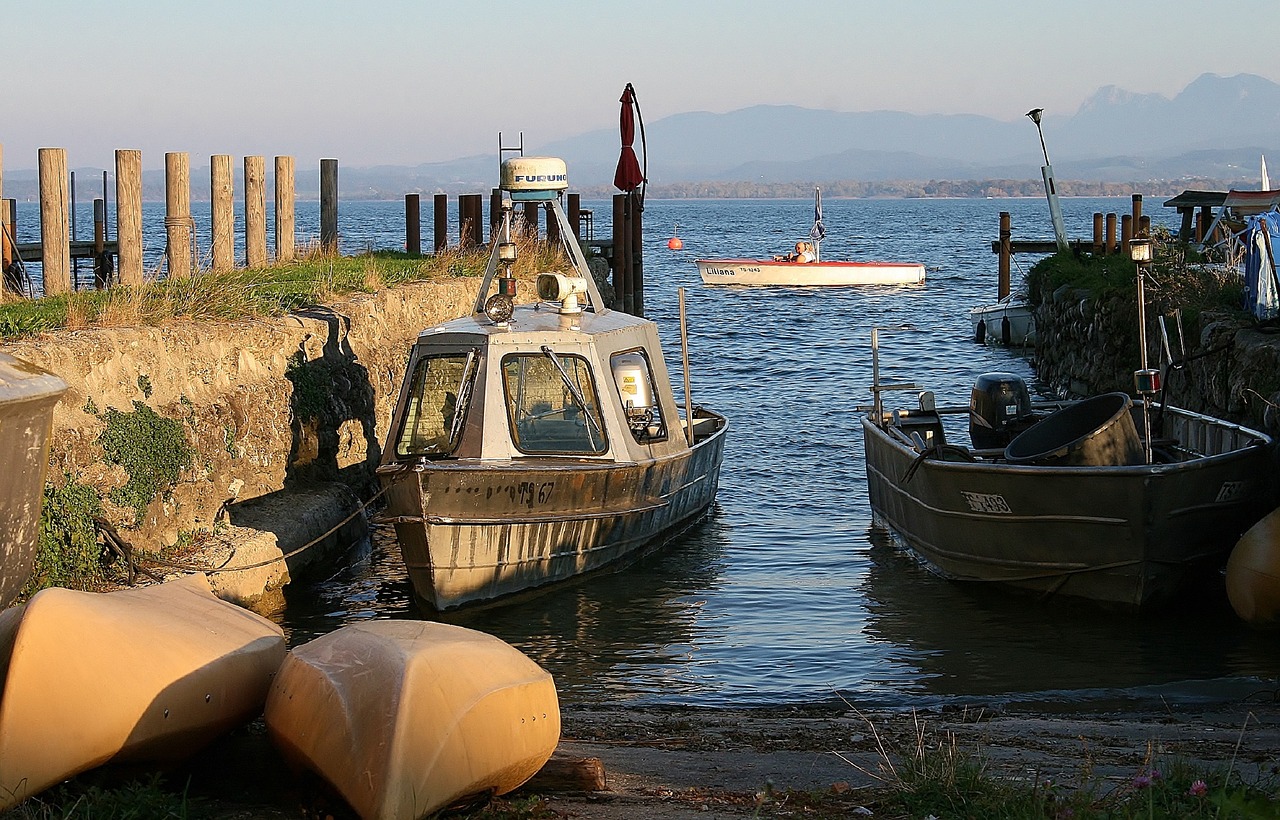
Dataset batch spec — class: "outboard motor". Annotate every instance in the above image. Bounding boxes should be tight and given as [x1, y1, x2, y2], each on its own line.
[969, 373, 1033, 449]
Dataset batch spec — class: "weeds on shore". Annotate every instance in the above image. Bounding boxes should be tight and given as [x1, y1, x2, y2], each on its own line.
[0, 234, 571, 341]
[824, 707, 1280, 820]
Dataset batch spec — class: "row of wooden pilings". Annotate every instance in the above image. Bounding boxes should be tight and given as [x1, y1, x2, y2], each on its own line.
[996, 193, 1152, 300]
[403, 189, 645, 316]
[0, 146, 340, 298]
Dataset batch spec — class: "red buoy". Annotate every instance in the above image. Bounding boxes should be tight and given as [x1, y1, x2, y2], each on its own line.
[667, 237, 683, 250]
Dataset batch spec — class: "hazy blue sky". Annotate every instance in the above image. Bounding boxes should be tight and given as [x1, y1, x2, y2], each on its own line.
[4, 0, 1278, 171]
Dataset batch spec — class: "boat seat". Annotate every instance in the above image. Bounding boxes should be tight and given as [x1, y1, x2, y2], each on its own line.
[892, 410, 947, 449]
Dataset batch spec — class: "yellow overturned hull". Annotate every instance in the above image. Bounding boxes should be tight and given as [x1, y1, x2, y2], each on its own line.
[264, 620, 559, 820]
[0, 574, 286, 810]
[1227, 507, 1280, 625]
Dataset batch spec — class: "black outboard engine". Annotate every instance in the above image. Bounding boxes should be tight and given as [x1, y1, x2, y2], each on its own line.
[969, 373, 1033, 449]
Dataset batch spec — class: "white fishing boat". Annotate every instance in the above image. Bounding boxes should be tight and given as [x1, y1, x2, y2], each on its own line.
[376, 155, 728, 611]
[696, 188, 925, 286]
[265, 620, 559, 820]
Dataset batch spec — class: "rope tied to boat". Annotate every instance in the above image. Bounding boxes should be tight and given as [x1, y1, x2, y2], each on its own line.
[96, 466, 416, 580]
[901, 444, 977, 483]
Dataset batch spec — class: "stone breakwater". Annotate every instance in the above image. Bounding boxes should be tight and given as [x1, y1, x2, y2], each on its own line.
[5, 277, 485, 608]
[1033, 284, 1280, 438]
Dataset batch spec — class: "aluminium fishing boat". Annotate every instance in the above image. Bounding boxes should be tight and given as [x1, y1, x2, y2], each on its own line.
[376, 156, 728, 611]
[862, 330, 1274, 608]
[696, 188, 925, 286]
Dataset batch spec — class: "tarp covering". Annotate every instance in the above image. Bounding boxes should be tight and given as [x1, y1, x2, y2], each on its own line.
[1243, 210, 1280, 320]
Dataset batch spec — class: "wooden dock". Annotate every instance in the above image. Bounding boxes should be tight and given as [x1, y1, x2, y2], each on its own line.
[15, 241, 118, 264]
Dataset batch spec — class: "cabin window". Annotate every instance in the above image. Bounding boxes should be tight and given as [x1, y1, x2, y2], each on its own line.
[502, 351, 608, 455]
[393, 350, 478, 458]
[611, 349, 667, 443]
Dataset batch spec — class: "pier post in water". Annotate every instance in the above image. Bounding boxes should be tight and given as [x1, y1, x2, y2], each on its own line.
[164, 152, 193, 279]
[1131, 194, 1143, 231]
[115, 149, 143, 286]
[459, 194, 482, 248]
[0, 143, 6, 282]
[630, 193, 644, 317]
[568, 193, 581, 239]
[38, 147, 71, 295]
[1092, 213, 1104, 254]
[489, 188, 501, 242]
[244, 156, 267, 267]
[612, 193, 632, 313]
[404, 194, 421, 255]
[998, 211, 1011, 300]
[521, 201, 539, 240]
[1120, 214, 1133, 257]
[93, 199, 108, 288]
[320, 158, 338, 253]
[1105, 212, 1118, 255]
[210, 155, 235, 273]
[433, 193, 447, 253]
[275, 156, 296, 262]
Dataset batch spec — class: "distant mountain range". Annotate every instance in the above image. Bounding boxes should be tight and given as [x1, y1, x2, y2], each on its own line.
[6, 73, 1278, 200]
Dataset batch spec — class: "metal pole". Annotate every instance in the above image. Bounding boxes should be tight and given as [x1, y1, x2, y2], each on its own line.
[679, 287, 693, 445]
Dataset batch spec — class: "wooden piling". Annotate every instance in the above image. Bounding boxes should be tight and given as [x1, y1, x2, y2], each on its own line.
[93, 199, 108, 288]
[489, 188, 501, 242]
[164, 152, 193, 279]
[1197, 206, 1212, 244]
[0, 143, 6, 278]
[1131, 194, 1143, 231]
[1092, 213, 1104, 254]
[433, 193, 448, 253]
[546, 199, 561, 247]
[38, 148, 71, 295]
[1, 199, 11, 277]
[1139, 215, 1151, 239]
[460, 194, 482, 247]
[320, 158, 339, 253]
[568, 193, 581, 239]
[115, 149, 143, 286]
[1105, 212, 1117, 255]
[275, 156, 296, 262]
[521, 201, 539, 240]
[244, 156, 267, 267]
[405, 194, 421, 255]
[1120, 213, 1133, 257]
[630, 193, 644, 318]
[210, 155, 234, 273]
[998, 212, 1011, 300]
[612, 194, 631, 313]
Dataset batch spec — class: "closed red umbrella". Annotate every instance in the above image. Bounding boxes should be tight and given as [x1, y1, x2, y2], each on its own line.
[613, 83, 644, 193]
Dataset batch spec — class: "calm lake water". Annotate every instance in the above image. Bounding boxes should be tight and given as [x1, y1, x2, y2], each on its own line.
[22, 195, 1280, 708]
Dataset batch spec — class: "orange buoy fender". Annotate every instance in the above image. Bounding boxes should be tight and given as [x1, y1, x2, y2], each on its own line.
[1226, 507, 1280, 626]
[667, 237, 683, 250]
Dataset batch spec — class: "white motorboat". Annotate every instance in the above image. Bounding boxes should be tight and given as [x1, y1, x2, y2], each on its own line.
[969, 296, 1036, 346]
[697, 188, 925, 287]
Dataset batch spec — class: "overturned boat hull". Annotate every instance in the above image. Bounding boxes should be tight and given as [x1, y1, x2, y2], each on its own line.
[0, 575, 285, 809]
[265, 620, 559, 820]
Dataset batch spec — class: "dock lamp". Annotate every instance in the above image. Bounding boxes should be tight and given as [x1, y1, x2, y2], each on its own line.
[1130, 235, 1158, 463]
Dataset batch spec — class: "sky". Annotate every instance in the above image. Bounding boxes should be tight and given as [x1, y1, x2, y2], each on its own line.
[4, 0, 1279, 173]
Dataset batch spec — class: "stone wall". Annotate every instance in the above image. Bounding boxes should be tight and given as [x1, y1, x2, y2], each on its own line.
[1033, 288, 1280, 438]
[5, 278, 484, 553]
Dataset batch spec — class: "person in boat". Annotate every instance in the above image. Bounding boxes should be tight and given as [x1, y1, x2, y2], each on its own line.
[774, 241, 815, 263]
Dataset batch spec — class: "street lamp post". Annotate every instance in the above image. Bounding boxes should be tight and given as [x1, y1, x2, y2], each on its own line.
[1129, 235, 1159, 464]
[1026, 108, 1070, 253]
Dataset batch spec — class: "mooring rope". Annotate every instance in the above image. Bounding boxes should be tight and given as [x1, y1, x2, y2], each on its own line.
[97, 466, 414, 580]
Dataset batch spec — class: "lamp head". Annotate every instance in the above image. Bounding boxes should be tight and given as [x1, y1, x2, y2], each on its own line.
[1026, 108, 1044, 126]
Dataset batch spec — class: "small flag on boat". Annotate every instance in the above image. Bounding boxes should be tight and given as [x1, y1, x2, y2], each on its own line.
[809, 187, 826, 242]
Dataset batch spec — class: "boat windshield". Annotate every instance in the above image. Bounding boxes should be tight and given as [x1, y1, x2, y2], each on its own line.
[393, 350, 478, 458]
[502, 351, 608, 455]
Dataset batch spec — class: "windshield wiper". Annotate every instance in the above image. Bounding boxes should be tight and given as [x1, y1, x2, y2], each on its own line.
[540, 345, 603, 440]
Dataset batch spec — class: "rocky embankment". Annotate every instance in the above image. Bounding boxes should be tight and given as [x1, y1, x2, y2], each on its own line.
[1033, 285, 1280, 438]
[6, 278, 485, 609]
